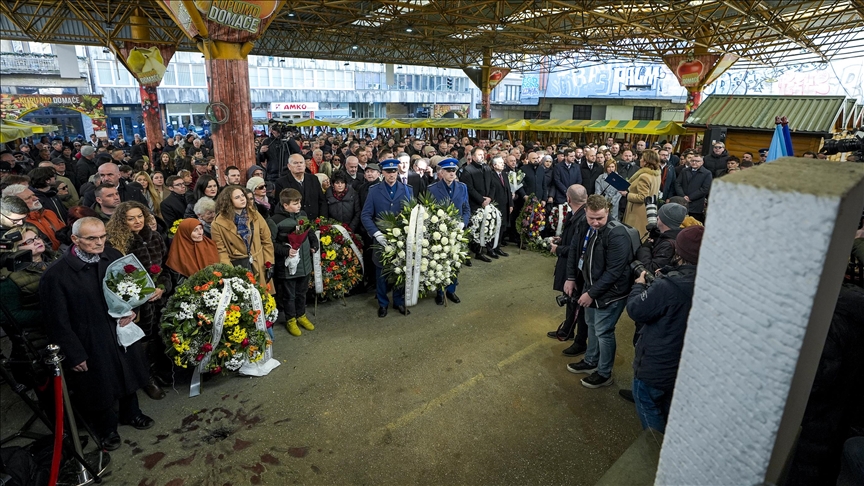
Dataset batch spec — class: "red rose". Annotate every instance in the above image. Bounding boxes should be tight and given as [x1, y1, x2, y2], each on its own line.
[196, 353, 204, 361]
[202, 343, 213, 352]
[320, 225, 331, 232]
[314, 218, 321, 224]
[264, 261, 272, 269]
[149, 264, 161, 274]
[298, 219, 305, 225]
[265, 320, 273, 329]
[123, 264, 136, 274]
[211, 366, 222, 374]
[241, 338, 249, 348]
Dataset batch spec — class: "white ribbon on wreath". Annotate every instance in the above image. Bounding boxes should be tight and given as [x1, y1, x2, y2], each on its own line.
[555, 203, 567, 237]
[189, 277, 280, 397]
[476, 205, 502, 248]
[332, 224, 364, 275]
[312, 229, 323, 294]
[404, 204, 427, 307]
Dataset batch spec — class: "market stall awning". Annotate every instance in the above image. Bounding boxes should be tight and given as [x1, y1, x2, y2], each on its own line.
[685, 95, 847, 134]
[1, 119, 33, 142]
[3, 119, 60, 133]
[460, 118, 531, 131]
[526, 119, 593, 132]
[580, 120, 686, 135]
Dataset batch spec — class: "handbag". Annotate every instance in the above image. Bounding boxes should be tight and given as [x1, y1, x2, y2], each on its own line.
[231, 257, 252, 270]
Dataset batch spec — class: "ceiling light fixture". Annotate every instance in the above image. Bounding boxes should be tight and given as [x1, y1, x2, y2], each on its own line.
[405, 25, 414, 33]
[352, 45, 359, 50]
[344, 62, 350, 66]
[495, 24, 505, 31]
[287, 10, 296, 17]
[102, 47, 111, 53]
[397, 65, 403, 69]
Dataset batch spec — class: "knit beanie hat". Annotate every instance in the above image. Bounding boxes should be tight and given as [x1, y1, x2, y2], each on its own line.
[80, 145, 95, 156]
[658, 203, 687, 229]
[246, 164, 264, 179]
[246, 176, 265, 192]
[676, 226, 704, 264]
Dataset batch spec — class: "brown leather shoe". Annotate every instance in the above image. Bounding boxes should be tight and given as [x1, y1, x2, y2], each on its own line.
[144, 378, 166, 400]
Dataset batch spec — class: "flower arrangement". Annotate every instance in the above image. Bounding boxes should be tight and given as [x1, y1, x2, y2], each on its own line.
[507, 170, 525, 194]
[168, 219, 182, 236]
[103, 254, 157, 318]
[162, 264, 278, 374]
[469, 205, 502, 247]
[313, 217, 364, 299]
[548, 203, 568, 237]
[517, 195, 547, 252]
[376, 194, 469, 298]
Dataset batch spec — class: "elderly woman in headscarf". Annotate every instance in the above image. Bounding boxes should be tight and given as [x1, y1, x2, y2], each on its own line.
[165, 218, 220, 281]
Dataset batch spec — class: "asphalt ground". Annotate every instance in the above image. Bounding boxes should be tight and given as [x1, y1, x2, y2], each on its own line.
[0, 248, 642, 485]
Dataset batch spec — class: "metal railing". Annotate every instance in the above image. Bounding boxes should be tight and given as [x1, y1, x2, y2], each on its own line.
[0, 53, 88, 76]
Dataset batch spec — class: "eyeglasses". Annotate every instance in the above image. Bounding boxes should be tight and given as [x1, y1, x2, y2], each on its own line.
[78, 234, 107, 242]
[21, 236, 39, 246]
[255, 185, 266, 190]
[1, 213, 27, 225]
[172, 183, 186, 188]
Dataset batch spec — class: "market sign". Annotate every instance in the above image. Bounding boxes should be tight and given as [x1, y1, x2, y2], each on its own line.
[0, 93, 107, 132]
[270, 102, 319, 112]
[161, 1, 282, 43]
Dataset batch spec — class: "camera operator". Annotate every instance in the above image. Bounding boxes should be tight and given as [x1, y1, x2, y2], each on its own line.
[634, 203, 687, 274]
[1, 195, 29, 231]
[261, 123, 302, 183]
[548, 184, 589, 356]
[626, 225, 704, 433]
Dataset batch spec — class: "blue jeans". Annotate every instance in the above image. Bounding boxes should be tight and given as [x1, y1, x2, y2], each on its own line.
[584, 299, 625, 377]
[375, 265, 404, 308]
[632, 378, 671, 434]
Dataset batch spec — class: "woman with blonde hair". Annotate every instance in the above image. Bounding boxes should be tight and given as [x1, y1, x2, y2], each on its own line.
[211, 185, 275, 294]
[621, 149, 661, 239]
[105, 201, 172, 399]
[595, 159, 622, 221]
[134, 171, 163, 220]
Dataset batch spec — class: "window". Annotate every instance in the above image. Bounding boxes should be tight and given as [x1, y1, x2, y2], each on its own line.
[163, 65, 177, 85]
[524, 111, 550, 119]
[505, 85, 521, 102]
[324, 70, 335, 89]
[96, 61, 113, 85]
[633, 106, 657, 120]
[115, 68, 131, 86]
[572, 104, 592, 120]
[176, 64, 191, 86]
[191, 64, 206, 87]
[313, 70, 324, 88]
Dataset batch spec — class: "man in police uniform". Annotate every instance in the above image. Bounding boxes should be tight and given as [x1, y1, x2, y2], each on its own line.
[361, 158, 414, 318]
[427, 158, 471, 305]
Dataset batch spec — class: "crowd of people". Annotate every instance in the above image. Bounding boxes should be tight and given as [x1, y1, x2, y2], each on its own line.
[0, 126, 840, 456]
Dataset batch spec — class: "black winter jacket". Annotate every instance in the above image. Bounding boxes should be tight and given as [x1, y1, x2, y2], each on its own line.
[568, 221, 634, 307]
[519, 163, 548, 201]
[32, 186, 68, 224]
[160, 191, 188, 226]
[635, 227, 682, 274]
[553, 206, 585, 292]
[628, 265, 696, 391]
[703, 149, 729, 175]
[271, 208, 319, 280]
[459, 162, 491, 212]
[325, 186, 361, 232]
[674, 166, 712, 214]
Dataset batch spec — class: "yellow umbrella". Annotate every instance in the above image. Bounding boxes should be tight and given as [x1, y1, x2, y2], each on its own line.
[3, 119, 60, 133]
[0, 119, 34, 143]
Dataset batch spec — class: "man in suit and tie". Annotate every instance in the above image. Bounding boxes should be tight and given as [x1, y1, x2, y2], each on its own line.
[488, 156, 512, 258]
[274, 154, 328, 220]
[427, 158, 471, 305]
[580, 148, 604, 196]
[658, 148, 677, 201]
[397, 153, 427, 196]
[362, 158, 414, 318]
[459, 147, 494, 262]
[548, 184, 589, 357]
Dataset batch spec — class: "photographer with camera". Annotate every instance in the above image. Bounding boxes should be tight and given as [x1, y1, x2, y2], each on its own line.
[626, 225, 704, 433]
[262, 123, 302, 183]
[548, 184, 589, 355]
[1, 195, 29, 231]
[635, 203, 688, 274]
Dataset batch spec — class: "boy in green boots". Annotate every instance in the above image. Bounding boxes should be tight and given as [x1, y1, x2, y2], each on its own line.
[272, 188, 318, 336]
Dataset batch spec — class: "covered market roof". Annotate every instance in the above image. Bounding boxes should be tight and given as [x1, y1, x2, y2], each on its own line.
[1, 1, 863, 71]
[684, 95, 850, 134]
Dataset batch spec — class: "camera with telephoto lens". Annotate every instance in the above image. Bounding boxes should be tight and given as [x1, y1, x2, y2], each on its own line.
[556, 294, 579, 307]
[0, 231, 32, 272]
[820, 130, 863, 161]
[630, 260, 655, 286]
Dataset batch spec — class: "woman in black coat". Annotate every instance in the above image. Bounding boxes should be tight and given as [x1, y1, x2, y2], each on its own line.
[106, 201, 171, 400]
[40, 221, 150, 448]
[325, 172, 361, 231]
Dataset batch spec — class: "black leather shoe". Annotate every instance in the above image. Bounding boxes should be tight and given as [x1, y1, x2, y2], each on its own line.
[378, 306, 388, 318]
[619, 389, 635, 403]
[445, 292, 461, 304]
[464, 259, 472, 267]
[547, 331, 574, 341]
[396, 305, 410, 315]
[495, 248, 509, 257]
[101, 431, 121, 451]
[121, 414, 154, 430]
[144, 378, 166, 400]
[500, 240, 508, 247]
[487, 250, 499, 259]
[435, 294, 444, 305]
[475, 254, 491, 263]
[562, 344, 587, 357]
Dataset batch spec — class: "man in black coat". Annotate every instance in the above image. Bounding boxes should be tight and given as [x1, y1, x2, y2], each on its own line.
[80, 162, 147, 208]
[552, 149, 583, 204]
[40, 217, 153, 451]
[674, 154, 713, 223]
[160, 175, 189, 225]
[274, 153, 328, 220]
[519, 151, 547, 202]
[635, 203, 686, 273]
[397, 153, 427, 196]
[459, 147, 493, 262]
[549, 184, 589, 356]
[261, 125, 302, 182]
[504, 154, 526, 243]
[580, 148, 604, 196]
[75, 145, 99, 190]
[627, 225, 703, 433]
[487, 156, 512, 258]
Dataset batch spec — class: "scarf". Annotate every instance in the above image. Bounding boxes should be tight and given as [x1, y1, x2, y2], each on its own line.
[72, 244, 100, 264]
[166, 219, 221, 277]
[255, 196, 270, 211]
[332, 186, 348, 201]
[234, 209, 252, 255]
[199, 218, 212, 235]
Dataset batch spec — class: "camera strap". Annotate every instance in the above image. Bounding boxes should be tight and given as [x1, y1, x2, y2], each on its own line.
[555, 304, 580, 340]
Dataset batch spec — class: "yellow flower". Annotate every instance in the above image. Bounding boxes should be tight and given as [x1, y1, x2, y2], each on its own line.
[228, 326, 247, 343]
[320, 235, 332, 246]
[263, 293, 276, 314]
[326, 249, 337, 260]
